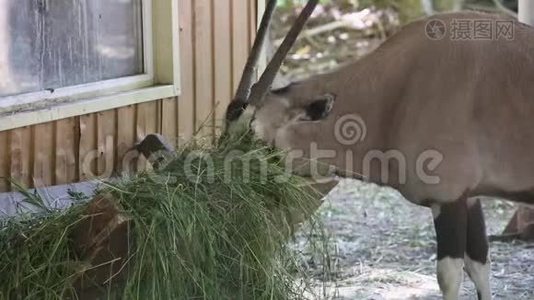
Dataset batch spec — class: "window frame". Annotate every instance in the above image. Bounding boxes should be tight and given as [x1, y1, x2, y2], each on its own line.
[0, 0, 181, 131]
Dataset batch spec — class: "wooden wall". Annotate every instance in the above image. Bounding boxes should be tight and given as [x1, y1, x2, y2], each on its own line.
[0, 0, 259, 192]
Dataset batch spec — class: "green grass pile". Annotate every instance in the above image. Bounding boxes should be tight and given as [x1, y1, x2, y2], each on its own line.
[0, 131, 331, 299]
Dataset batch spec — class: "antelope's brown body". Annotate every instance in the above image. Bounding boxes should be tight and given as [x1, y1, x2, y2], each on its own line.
[255, 12, 534, 208]
[228, 7, 533, 299]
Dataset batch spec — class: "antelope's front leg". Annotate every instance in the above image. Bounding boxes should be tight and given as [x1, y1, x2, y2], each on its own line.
[431, 199, 467, 300]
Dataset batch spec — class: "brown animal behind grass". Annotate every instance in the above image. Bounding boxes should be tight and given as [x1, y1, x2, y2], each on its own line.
[226, 4, 534, 299]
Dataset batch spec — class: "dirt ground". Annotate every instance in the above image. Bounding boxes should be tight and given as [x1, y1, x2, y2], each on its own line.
[299, 180, 534, 299]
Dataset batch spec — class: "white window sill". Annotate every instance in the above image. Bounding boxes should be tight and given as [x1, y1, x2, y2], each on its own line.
[0, 84, 179, 131]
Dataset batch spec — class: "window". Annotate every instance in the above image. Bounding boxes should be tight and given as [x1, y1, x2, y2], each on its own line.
[0, 0, 180, 131]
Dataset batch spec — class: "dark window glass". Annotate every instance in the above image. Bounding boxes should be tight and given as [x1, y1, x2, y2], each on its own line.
[0, 0, 144, 97]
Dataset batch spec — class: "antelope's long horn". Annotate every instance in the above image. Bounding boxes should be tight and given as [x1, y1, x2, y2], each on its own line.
[249, 0, 319, 105]
[234, 0, 277, 103]
[225, 0, 318, 123]
[225, 0, 277, 123]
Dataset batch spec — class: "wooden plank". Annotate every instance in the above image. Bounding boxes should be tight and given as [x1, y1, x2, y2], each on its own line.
[96, 110, 116, 178]
[32, 123, 55, 188]
[249, 0, 257, 48]
[178, 0, 195, 144]
[156, 100, 163, 134]
[0, 131, 9, 192]
[232, 0, 250, 93]
[55, 118, 78, 185]
[136, 101, 159, 139]
[194, 0, 214, 137]
[161, 97, 178, 146]
[136, 101, 158, 171]
[79, 114, 98, 181]
[9, 127, 32, 189]
[117, 105, 137, 176]
[213, 0, 233, 134]
[255, 0, 267, 72]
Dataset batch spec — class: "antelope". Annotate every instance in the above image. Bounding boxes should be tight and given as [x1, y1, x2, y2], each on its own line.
[224, 1, 534, 299]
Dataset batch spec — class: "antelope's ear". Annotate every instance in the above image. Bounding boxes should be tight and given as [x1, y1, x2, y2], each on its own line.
[300, 93, 336, 121]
